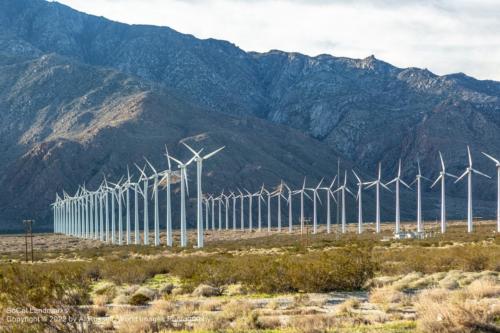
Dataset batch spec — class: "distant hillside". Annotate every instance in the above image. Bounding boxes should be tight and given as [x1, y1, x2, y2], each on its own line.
[0, 0, 499, 231]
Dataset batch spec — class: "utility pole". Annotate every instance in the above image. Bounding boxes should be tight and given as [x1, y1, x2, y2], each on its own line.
[23, 220, 35, 262]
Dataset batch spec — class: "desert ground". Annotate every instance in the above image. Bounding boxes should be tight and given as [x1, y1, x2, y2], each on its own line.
[0, 220, 498, 333]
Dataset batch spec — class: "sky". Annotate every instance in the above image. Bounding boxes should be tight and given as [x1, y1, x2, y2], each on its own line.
[53, 0, 500, 81]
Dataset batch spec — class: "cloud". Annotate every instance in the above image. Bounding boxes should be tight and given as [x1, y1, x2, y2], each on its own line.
[54, 0, 500, 80]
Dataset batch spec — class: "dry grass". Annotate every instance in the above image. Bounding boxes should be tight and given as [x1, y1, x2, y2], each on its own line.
[336, 297, 361, 315]
[415, 283, 500, 333]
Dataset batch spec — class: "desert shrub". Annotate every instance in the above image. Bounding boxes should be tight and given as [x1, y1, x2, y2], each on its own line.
[0, 263, 93, 333]
[416, 288, 500, 333]
[128, 293, 150, 306]
[192, 284, 221, 297]
[369, 286, 406, 305]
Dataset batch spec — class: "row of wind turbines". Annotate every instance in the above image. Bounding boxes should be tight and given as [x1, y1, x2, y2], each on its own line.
[52, 143, 224, 248]
[53, 146, 500, 248]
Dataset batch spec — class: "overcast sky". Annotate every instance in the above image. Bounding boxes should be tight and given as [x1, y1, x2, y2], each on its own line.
[54, 0, 500, 81]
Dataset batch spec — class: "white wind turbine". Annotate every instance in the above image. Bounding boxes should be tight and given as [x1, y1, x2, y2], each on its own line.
[455, 146, 491, 232]
[136, 164, 150, 245]
[333, 171, 354, 234]
[217, 192, 224, 230]
[224, 193, 230, 230]
[430, 152, 457, 233]
[183, 143, 224, 248]
[263, 187, 272, 232]
[410, 159, 431, 233]
[292, 178, 312, 234]
[455, 146, 490, 233]
[366, 163, 391, 233]
[319, 176, 337, 234]
[271, 182, 287, 232]
[238, 189, 245, 231]
[386, 160, 411, 234]
[210, 195, 215, 230]
[352, 170, 372, 234]
[145, 158, 161, 246]
[108, 178, 124, 245]
[245, 189, 254, 231]
[256, 186, 265, 232]
[168, 153, 197, 247]
[283, 183, 294, 233]
[231, 192, 237, 230]
[482, 151, 500, 233]
[306, 179, 323, 234]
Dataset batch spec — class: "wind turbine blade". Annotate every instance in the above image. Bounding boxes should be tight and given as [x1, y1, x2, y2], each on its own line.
[184, 168, 190, 196]
[398, 159, 402, 177]
[329, 175, 338, 189]
[302, 177, 307, 190]
[430, 175, 442, 189]
[144, 157, 157, 174]
[386, 178, 397, 186]
[467, 145, 473, 167]
[304, 191, 312, 201]
[365, 182, 376, 190]
[135, 163, 147, 179]
[378, 162, 382, 180]
[316, 178, 324, 190]
[316, 191, 323, 205]
[439, 151, 445, 171]
[352, 170, 361, 183]
[445, 172, 458, 178]
[169, 155, 183, 166]
[409, 179, 417, 187]
[182, 142, 199, 157]
[472, 169, 491, 179]
[454, 170, 469, 183]
[203, 146, 225, 160]
[329, 190, 338, 203]
[186, 152, 201, 166]
[164, 145, 172, 170]
[482, 152, 500, 165]
[400, 179, 412, 189]
[345, 187, 355, 197]
[417, 158, 421, 176]
[381, 182, 392, 192]
[344, 170, 348, 186]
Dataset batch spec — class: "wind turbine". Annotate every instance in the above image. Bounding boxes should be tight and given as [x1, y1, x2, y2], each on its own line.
[245, 189, 254, 231]
[306, 179, 323, 234]
[263, 187, 272, 231]
[366, 163, 391, 233]
[319, 176, 337, 234]
[145, 158, 161, 246]
[283, 183, 294, 233]
[183, 143, 224, 248]
[482, 151, 500, 233]
[217, 192, 224, 230]
[430, 152, 457, 233]
[238, 189, 245, 231]
[256, 186, 265, 232]
[210, 195, 215, 230]
[231, 192, 237, 230]
[333, 171, 354, 233]
[136, 164, 150, 245]
[410, 159, 431, 233]
[455, 146, 490, 233]
[386, 160, 411, 234]
[169, 153, 197, 247]
[292, 178, 312, 234]
[224, 193, 230, 229]
[352, 171, 367, 234]
[271, 182, 287, 232]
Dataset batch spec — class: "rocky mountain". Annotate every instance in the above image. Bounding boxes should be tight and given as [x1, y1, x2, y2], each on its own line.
[0, 0, 499, 231]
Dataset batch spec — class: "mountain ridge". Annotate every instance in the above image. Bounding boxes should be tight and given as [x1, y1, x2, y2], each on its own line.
[0, 0, 499, 231]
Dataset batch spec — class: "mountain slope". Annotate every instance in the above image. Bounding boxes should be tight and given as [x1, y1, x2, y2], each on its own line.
[0, 0, 499, 230]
